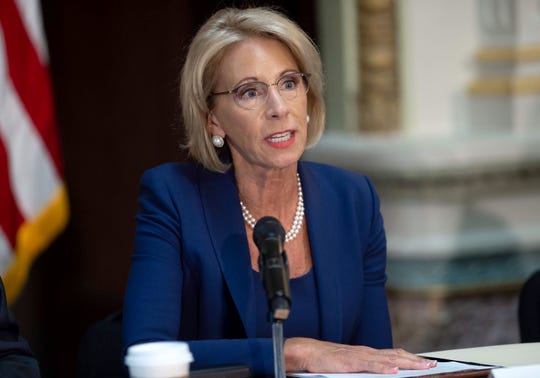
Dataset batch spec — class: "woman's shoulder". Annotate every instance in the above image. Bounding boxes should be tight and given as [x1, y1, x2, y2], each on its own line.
[140, 162, 211, 185]
[138, 162, 235, 201]
[143, 161, 201, 176]
[300, 160, 372, 185]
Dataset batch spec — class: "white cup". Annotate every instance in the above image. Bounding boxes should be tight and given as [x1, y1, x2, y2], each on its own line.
[125, 341, 194, 378]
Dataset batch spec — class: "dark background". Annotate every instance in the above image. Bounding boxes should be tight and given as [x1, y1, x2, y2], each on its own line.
[11, 1, 316, 377]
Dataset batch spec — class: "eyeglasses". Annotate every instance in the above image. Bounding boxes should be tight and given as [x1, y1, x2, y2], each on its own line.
[210, 72, 311, 110]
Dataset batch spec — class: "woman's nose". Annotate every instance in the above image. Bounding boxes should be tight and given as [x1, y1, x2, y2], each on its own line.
[265, 86, 289, 118]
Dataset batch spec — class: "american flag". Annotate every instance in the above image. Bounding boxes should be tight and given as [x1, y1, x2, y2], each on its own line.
[0, 0, 69, 304]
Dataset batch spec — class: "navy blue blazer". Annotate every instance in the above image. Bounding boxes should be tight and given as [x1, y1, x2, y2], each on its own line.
[122, 160, 392, 376]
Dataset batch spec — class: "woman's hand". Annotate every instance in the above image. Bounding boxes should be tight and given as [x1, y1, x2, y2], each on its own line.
[284, 338, 437, 374]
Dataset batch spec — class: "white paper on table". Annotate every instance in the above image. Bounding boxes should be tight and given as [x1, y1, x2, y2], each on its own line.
[287, 361, 492, 377]
[489, 364, 540, 377]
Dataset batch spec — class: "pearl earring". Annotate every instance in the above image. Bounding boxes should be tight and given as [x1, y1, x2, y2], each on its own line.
[212, 135, 224, 148]
[306, 115, 310, 123]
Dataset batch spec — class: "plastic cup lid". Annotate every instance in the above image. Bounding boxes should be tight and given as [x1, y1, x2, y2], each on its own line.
[125, 341, 194, 367]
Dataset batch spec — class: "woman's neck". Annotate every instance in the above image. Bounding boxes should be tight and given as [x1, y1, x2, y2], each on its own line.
[234, 165, 299, 223]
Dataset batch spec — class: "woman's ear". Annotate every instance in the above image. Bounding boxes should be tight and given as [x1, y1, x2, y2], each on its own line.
[207, 111, 225, 137]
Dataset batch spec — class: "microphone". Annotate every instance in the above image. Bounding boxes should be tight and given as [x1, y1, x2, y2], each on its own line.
[253, 216, 291, 322]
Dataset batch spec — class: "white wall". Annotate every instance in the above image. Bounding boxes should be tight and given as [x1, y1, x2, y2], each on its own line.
[398, 0, 479, 136]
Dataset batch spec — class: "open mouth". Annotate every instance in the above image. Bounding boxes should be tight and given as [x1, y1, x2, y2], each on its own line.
[267, 131, 292, 143]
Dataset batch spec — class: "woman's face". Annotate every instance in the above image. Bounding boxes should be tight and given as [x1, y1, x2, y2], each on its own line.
[208, 37, 308, 174]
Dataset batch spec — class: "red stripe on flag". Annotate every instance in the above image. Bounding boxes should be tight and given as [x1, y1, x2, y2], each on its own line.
[0, 0, 63, 175]
[0, 132, 24, 248]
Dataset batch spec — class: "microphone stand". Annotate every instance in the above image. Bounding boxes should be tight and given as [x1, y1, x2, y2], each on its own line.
[264, 257, 290, 378]
[267, 270, 290, 378]
[253, 216, 290, 378]
[272, 319, 286, 378]
[267, 287, 290, 378]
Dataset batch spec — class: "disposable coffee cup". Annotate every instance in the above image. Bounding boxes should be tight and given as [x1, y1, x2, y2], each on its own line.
[125, 341, 194, 378]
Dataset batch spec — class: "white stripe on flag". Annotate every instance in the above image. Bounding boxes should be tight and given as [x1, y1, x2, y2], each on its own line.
[13, 0, 48, 64]
[0, 27, 60, 219]
[0, 229, 13, 274]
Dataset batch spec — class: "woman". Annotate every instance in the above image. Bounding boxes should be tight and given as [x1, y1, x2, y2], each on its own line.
[122, 7, 436, 376]
[0, 278, 40, 378]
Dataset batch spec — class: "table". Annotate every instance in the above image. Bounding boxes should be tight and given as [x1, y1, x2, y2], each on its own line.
[421, 342, 540, 367]
[191, 343, 540, 377]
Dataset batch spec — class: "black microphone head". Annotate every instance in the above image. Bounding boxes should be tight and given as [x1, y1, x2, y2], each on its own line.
[253, 216, 285, 250]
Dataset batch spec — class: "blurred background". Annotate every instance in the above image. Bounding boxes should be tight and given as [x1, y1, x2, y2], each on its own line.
[3, 0, 540, 377]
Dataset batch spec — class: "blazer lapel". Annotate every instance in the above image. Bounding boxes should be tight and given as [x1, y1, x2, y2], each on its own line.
[198, 163, 346, 342]
[199, 168, 258, 338]
[299, 162, 343, 343]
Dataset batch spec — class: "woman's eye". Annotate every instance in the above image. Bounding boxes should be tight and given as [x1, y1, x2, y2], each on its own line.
[281, 77, 298, 90]
[238, 85, 262, 99]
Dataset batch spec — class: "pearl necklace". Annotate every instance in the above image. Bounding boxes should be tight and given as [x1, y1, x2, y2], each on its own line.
[240, 173, 304, 243]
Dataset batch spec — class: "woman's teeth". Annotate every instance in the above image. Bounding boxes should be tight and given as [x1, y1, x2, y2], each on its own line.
[268, 131, 291, 143]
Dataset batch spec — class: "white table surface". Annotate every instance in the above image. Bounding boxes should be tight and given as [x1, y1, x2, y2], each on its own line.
[421, 342, 540, 367]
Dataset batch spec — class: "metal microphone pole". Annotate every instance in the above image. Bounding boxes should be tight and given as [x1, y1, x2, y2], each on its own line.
[266, 261, 290, 378]
[253, 217, 290, 378]
[272, 319, 286, 378]
[267, 275, 290, 378]
[268, 294, 290, 378]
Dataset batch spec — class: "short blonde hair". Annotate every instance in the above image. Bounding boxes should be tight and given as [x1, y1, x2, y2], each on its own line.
[180, 7, 325, 173]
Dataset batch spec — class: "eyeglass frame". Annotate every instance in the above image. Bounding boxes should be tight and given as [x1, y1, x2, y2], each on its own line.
[209, 72, 312, 110]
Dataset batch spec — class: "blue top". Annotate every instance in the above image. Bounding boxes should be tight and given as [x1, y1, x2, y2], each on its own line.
[252, 268, 320, 339]
[122, 161, 393, 377]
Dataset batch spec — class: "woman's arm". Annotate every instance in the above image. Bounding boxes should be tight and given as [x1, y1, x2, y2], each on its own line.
[284, 338, 436, 374]
[122, 168, 277, 376]
[280, 174, 435, 375]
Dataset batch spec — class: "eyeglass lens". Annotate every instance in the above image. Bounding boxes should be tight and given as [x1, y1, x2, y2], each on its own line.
[234, 73, 309, 109]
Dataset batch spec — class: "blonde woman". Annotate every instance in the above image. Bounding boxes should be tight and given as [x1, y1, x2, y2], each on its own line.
[122, 7, 436, 376]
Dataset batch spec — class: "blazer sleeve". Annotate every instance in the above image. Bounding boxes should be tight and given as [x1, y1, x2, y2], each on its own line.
[122, 167, 275, 376]
[0, 279, 40, 378]
[350, 176, 393, 349]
